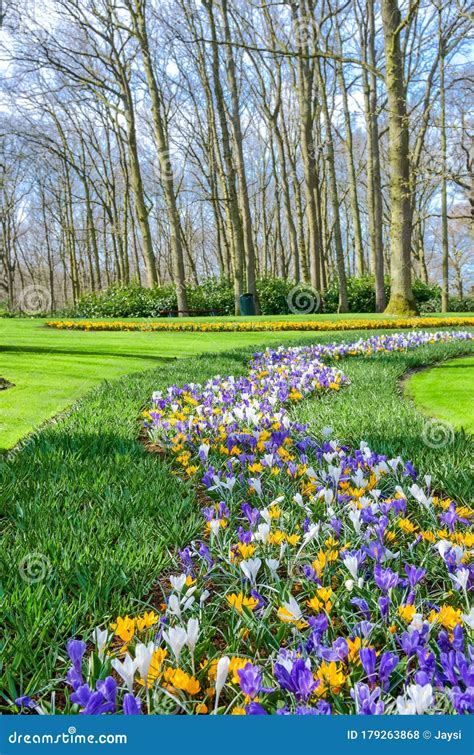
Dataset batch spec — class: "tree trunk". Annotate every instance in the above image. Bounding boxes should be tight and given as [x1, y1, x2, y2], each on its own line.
[381, 0, 418, 315]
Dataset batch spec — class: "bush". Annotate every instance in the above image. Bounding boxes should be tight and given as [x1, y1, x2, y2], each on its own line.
[187, 277, 234, 315]
[63, 277, 473, 319]
[322, 276, 382, 313]
[256, 277, 296, 315]
[420, 296, 474, 313]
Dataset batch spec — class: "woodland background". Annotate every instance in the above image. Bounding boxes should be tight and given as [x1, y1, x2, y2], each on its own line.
[0, 0, 472, 316]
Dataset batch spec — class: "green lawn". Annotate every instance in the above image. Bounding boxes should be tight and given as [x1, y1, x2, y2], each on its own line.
[1, 314, 470, 449]
[0, 318, 324, 450]
[404, 356, 474, 433]
[0, 327, 473, 706]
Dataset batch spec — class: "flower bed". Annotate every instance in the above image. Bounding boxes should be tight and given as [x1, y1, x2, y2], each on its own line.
[46, 316, 474, 333]
[17, 331, 473, 716]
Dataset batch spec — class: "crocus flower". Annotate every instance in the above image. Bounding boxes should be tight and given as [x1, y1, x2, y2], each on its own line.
[246, 701, 268, 715]
[404, 564, 426, 587]
[237, 663, 262, 699]
[359, 647, 377, 684]
[67, 639, 87, 672]
[123, 693, 142, 715]
[186, 617, 199, 655]
[379, 652, 399, 690]
[240, 558, 262, 585]
[396, 683, 434, 715]
[214, 656, 230, 713]
[135, 642, 155, 684]
[352, 683, 384, 714]
[274, 658, 316, 701]
[162, 626, 187, 663]
[111, 654, 137, 693]
[374, 564, 399, 593]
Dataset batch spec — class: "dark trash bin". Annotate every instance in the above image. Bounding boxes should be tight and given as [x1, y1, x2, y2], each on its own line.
[240, 292, 256, 316]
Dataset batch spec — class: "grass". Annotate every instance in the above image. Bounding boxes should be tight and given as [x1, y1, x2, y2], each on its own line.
[0, 327, 472, 707]
[1, 314, 470, 449]
[404, 356, 474, 433]
[0, 318, 326, 449]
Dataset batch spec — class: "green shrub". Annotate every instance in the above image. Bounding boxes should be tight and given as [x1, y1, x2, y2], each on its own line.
[256, 277, 296, 315]
[420, 296, 474, 313]
[63, 277, 473, 318]
[321, 276, 386, 313]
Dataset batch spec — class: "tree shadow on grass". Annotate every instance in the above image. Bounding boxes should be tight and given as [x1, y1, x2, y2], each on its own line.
[0, 345, 177, 361]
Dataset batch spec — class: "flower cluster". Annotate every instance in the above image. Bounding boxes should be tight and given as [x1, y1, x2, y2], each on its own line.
[46, 316, 474, 333]
[17, 330, 473, 715]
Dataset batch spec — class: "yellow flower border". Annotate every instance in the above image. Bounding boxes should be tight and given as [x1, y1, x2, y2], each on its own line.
[46, 316, 474, 333]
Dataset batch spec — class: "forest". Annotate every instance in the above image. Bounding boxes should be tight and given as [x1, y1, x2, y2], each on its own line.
[0, 0, 472, 316]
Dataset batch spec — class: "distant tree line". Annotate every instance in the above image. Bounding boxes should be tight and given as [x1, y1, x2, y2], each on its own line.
[0, 0, 472, 315]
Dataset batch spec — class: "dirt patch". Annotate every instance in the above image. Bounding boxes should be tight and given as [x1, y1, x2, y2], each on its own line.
[0, 377, 15, 390]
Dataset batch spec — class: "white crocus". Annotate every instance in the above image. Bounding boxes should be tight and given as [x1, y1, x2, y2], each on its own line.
[210, 520, 221, 537]
[167, 594, 182, 619]
[248, 477, 262, 496]
[240, 558, 262, 585]
[214, 656, 230, 713]
[186, 617, 199, 654]
[135, 642, 155, 684]
[198, 443, 210, 459]
[254, 523, 270, 543]
[200, 589, 210, 605]
[265, 558, 280, 574]
[461, 607, 474, 630]
[348, 508, 362, 535]
[162, 626, 187, 663]
[92, 627, 109, 660]
[409, 484, 432, 509]
[396, 684, 434, 715]
[277, 596, 303, 623]
[111, 654, 137, 693]
[342, 554, 359, 581]
[170, 574, 187, 593]
[302, 524, 320, 546]
[408, 614, 425, 633]
[451, 567, 470, 592]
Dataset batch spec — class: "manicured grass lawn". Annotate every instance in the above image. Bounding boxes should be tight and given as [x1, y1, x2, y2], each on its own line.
[1, 314, 470, 449]
[404, 355, 474, 433]
[0, 327, 472, 706]
[0, 319, 324, 450]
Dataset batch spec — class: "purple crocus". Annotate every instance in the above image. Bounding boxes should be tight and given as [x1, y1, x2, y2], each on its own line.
[123, 693, 142, 715]
[237, 663, 263, 699]
[379, 652, 399, 690]
[378, 596, 390, 621]
[352, 683, 385, 714]
[404, 564, 426, 587]
[374, 564, 400, 593]
[359, 647, 377, 684]
[66, 639, 87, 691]
[15, 696, 35, 710]
[246, 701, 268, 715]
[274, 658, 317, 701]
